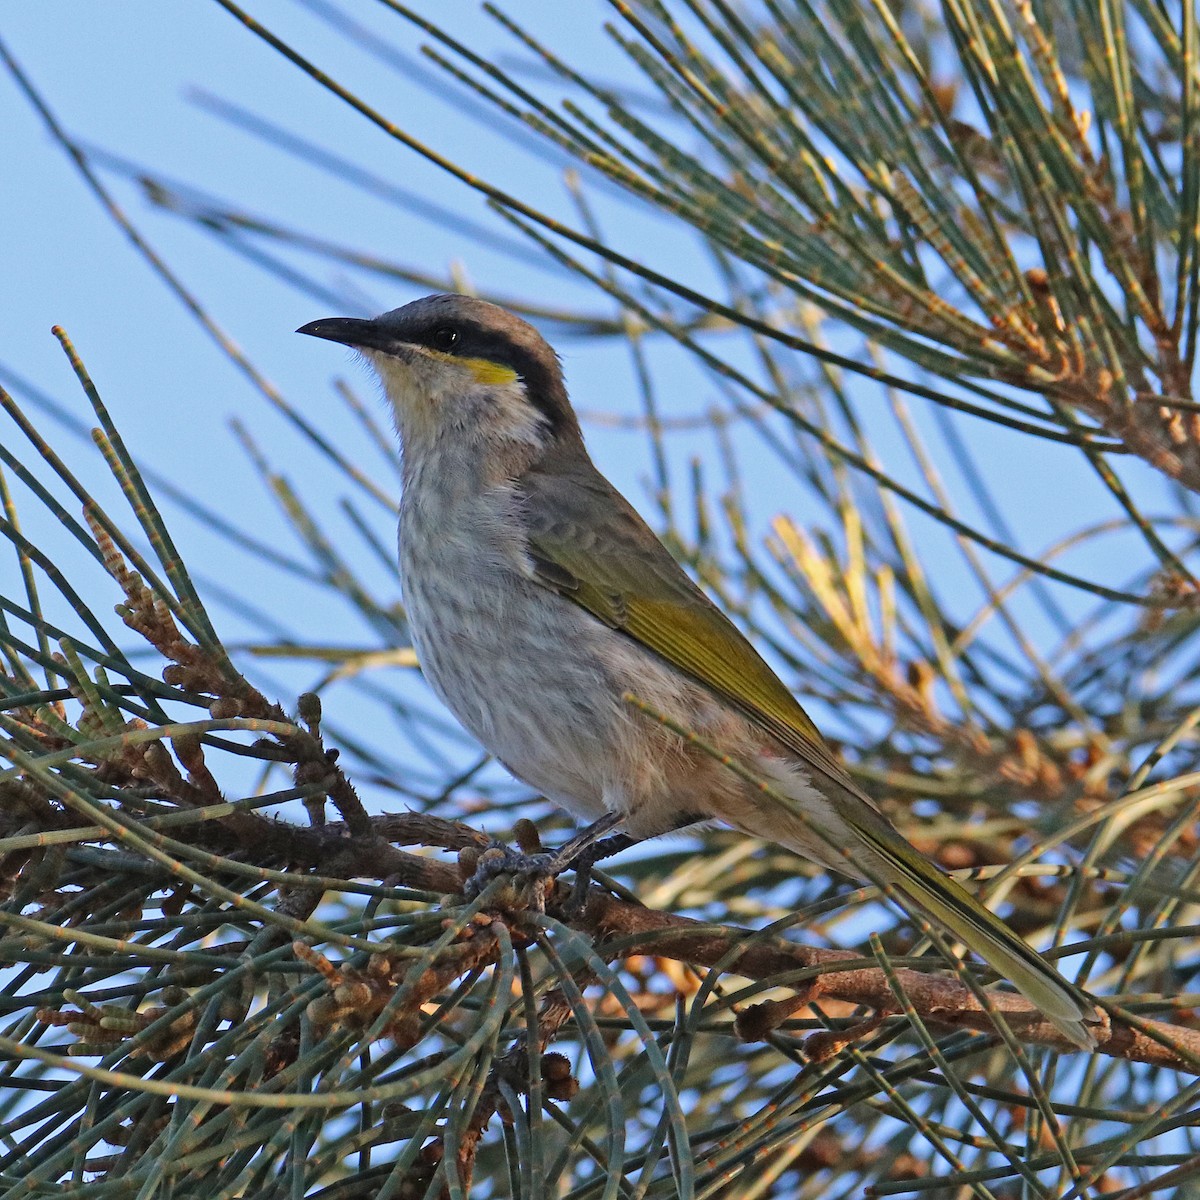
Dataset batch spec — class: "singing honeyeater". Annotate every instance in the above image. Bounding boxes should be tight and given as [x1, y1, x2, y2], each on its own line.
[298, 293, 1096, 1048]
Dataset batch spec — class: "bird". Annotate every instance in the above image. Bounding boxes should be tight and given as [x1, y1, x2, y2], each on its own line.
[297, 293, 1097, 1049]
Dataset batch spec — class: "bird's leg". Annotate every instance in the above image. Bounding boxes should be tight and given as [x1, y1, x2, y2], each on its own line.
[464, 810, 703, 912]
[569, 831, 639, 873]
[463, 812, 627, 903]
[560, 831, 639, 917]
[543, 811, 628, 875]
[559, 811, 703, 915]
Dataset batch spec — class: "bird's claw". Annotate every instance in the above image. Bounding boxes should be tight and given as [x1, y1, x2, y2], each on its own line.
[462, 844, 564, 906]
[461, 815, 633, 913]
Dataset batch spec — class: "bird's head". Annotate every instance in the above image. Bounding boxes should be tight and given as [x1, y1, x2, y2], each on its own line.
[298, 294, 581, 465]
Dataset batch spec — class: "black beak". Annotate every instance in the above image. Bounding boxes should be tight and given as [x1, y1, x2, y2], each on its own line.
[296, 317, 399, 353]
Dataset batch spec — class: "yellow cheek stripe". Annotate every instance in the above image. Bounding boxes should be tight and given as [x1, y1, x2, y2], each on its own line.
[461, 357, 519, 385]
[421, 346, 520, 386]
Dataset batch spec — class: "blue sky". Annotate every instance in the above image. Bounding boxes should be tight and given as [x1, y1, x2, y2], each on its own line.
[2, 3, 630, 484]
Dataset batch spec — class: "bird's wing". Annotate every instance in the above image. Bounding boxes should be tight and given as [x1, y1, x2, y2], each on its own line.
[519, 454, 861, 799]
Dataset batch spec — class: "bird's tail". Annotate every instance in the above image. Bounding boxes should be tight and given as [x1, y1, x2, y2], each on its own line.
[852, 817, 1097, 1049]
[728, 759, 1097, 1047]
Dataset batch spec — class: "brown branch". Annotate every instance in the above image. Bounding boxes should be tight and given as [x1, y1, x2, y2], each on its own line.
[11, 789, 1196, 1071]
[261, 817, 1200, 1072]
[566, 887, 1200, 1071]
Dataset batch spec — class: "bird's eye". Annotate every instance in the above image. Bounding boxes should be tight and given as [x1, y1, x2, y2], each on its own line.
[430, 326, 459, 352]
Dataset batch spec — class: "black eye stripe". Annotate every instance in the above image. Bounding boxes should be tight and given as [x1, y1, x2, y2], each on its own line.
[403, 316, 572, 434]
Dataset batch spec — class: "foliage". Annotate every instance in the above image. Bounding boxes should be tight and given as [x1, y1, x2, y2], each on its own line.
[3, 1, 1200, 1196]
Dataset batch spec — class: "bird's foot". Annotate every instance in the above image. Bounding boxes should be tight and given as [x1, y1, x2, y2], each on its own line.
[462, 844, 561, 907]
[559, 832, 638, 918]
[460, 813, 630, 912]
